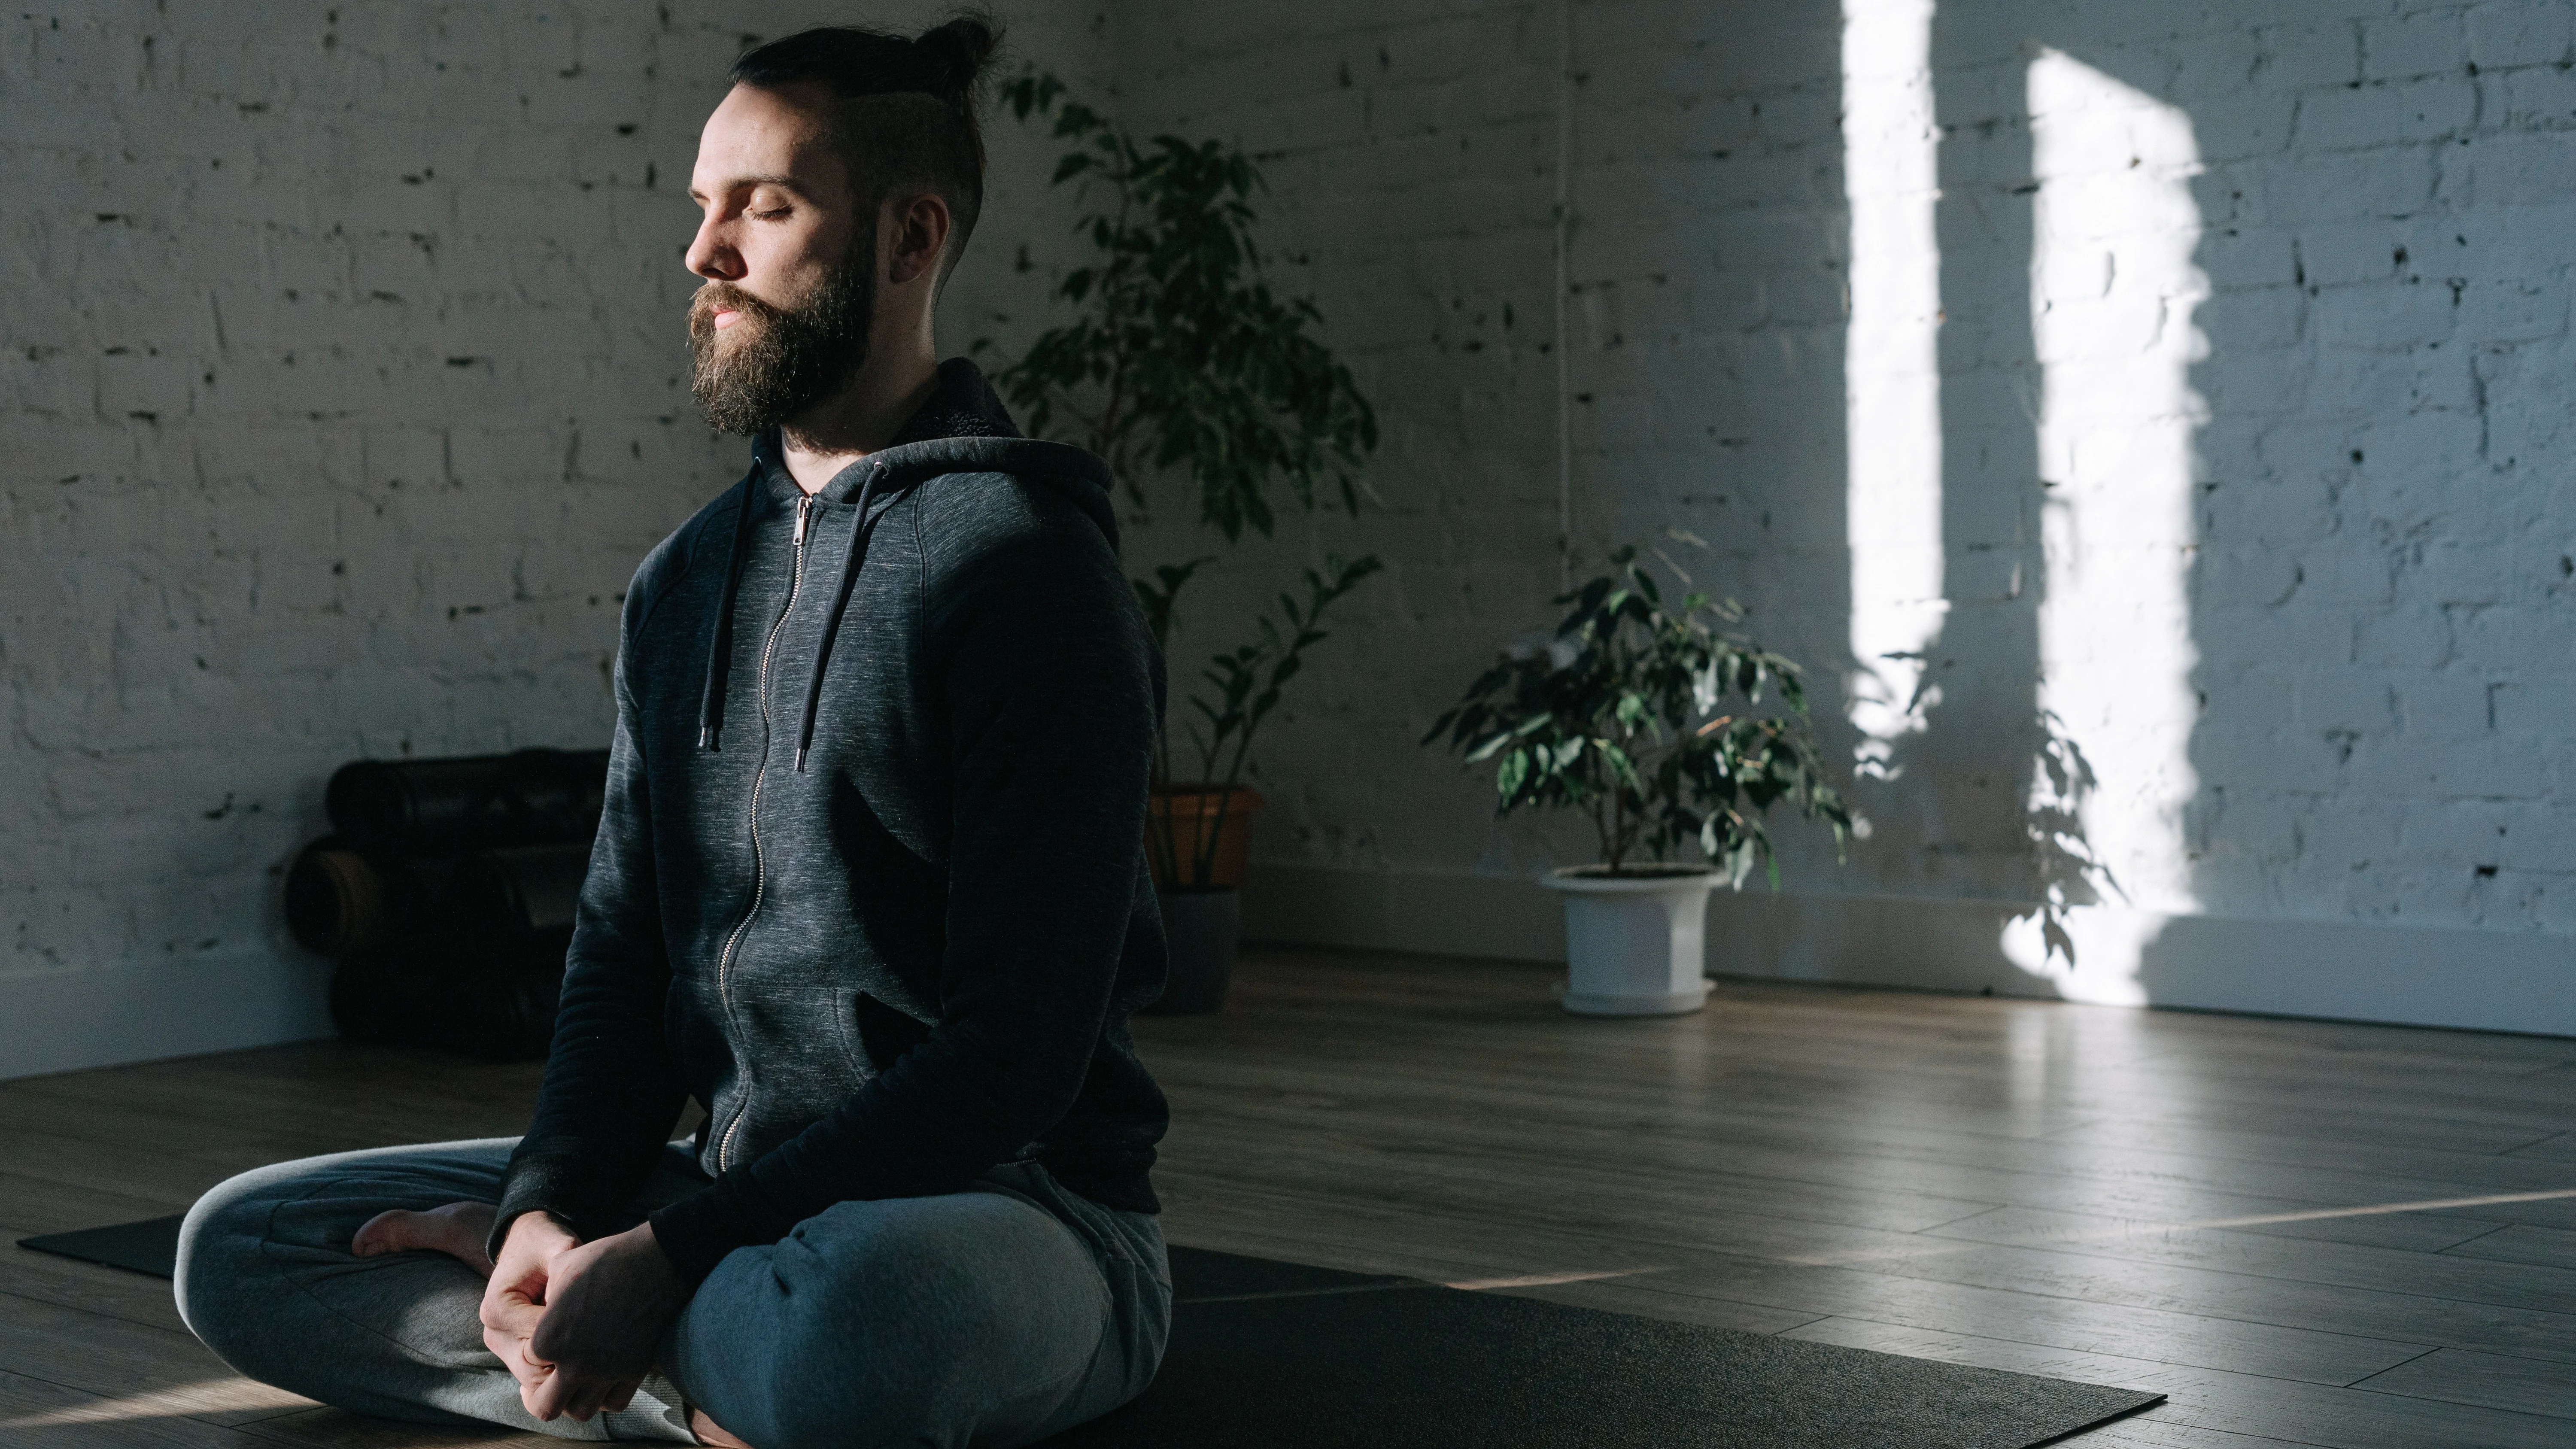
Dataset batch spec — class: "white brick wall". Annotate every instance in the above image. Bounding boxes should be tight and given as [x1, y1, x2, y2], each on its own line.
[15, 0, 2576, 1066]
[1085, 2, 2576, 1023]
[1099, 0, 1859, 876]
[0, 1, 1106, 1075]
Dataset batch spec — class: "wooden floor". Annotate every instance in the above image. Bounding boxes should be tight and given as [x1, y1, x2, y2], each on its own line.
[7, 949, 2576, 1447]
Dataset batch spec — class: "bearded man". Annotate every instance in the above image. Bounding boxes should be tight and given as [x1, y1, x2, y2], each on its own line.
[174, 20, 1174, 1448]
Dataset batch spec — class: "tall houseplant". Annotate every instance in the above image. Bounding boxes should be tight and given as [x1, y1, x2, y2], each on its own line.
[1426, 543, 1853, 1014]
[1132, 553, 1381, 893]
[985, 73, 1382, 1009]
[990, 73, 1378, 537]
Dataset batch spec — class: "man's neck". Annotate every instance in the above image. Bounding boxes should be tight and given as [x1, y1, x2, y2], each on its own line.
[778, 348, 941, 495]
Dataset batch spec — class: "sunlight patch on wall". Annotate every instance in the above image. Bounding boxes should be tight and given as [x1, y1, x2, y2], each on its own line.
[2001, 50, 2209, 1004]
[1841, 0, 1945, 785]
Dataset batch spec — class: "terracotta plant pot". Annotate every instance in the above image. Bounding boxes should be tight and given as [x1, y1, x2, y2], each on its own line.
[1144, 887, 1241, 1015]
[1145, 784, 1265, 890]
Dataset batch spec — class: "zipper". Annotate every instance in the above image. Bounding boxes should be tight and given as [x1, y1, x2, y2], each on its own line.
[711, 492, 811, 1171]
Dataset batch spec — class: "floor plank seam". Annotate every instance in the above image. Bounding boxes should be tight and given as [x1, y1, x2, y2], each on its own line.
[2333, 1380, 2576, 1425]
[2432, 1221, 2516, 1253]
[1801, 1311, 2419, 1394]
[2335, 1343, 2444, 1388]
[0, 1280, 194, 1339]
[1179, 1176, 2576, 1340]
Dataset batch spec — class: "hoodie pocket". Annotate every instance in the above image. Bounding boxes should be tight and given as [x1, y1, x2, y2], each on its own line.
[827, 990, 871, 1079]
[849, 990, 934, 1073]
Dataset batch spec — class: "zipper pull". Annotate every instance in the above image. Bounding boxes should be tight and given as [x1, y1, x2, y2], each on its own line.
[794, 495, 811, 547]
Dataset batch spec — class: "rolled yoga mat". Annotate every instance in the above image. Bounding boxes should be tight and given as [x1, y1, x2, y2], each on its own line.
[328, 932, 570, 1061]
[286, 835, 590, 1062]
[284, 844, 459, 958]
[325, 748, 610, 854]
[288, 841, 588, 958]
[21, 1227, 2160, 1447]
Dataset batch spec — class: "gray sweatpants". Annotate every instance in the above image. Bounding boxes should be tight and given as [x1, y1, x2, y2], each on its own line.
[173, 1139, 1170, 1447]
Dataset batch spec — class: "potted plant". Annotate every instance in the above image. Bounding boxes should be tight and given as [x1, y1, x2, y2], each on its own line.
[1132, 554, 1379, 1011]
[1425, 542, 1853, 1015]
[984, 73, 1384, 1012]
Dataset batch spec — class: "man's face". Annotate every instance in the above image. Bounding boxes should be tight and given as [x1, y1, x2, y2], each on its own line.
[684, 84, 876, 436]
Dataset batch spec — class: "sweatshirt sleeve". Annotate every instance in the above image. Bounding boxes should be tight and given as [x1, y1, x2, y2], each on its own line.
[489, 583, 692, 1261]
[646, 482, 1157, 1286]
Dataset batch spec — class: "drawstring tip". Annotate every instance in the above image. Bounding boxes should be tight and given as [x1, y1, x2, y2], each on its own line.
[793, 747, 809, 774]
[699, 726, 718, 751]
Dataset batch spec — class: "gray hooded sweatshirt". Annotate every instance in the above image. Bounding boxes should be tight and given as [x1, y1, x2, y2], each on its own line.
[492, 359, 1171, 1285]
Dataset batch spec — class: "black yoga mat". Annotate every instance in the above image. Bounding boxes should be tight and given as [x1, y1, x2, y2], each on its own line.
[1038, 1248, 2162, 1448]
[18, 1214, 185, 1277]
[21, 1224, 2160, 1446]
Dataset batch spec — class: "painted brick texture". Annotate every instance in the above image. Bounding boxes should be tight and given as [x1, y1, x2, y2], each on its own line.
[1088, 1, 2576, 945]
[1093, 2, 1854, 881]
[0, 1, 1103, 1059]
[1902, 0, 2576, 933]
[15, 0, 2576, 1068]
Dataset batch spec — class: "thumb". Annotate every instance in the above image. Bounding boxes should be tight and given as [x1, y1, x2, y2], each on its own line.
[481, 1278, 548, 1333]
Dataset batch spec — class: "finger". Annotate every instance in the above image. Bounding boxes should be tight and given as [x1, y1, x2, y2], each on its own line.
[581, 1372, 644, 1421]
[517, 1360, 560, 1419]
[548, 1364, 619, 1422]
[480, 1287, 546, 1335]
[574, 1373, 642, 1424]
[561, 1364, 616, 1422]
[482, 1322, 542, 1389]
[482, 1300, 559, 1387]
[528, 1362, 580, 1422]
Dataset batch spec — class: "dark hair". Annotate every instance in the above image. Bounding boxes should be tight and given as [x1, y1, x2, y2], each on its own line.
[729, 15, 1002, 291]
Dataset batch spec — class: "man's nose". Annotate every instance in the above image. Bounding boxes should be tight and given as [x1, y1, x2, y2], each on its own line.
[685, 223, 744, 281]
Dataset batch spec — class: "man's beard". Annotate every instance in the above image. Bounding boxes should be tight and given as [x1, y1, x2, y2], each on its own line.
[688, 246, 876, 437]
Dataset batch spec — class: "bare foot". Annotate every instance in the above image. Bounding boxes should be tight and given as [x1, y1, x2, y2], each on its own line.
[689, 1407, 756, 1448]
[351, 1201, 499, 1277]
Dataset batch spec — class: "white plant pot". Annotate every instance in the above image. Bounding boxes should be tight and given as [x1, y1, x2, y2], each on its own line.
[1541, 866, 1719, 1016]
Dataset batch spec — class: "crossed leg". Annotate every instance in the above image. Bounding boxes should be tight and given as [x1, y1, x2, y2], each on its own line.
[349, 1200, 752, 1446]
[176, 1139, 694, 1440]
[177, 1140, 1170, 1449]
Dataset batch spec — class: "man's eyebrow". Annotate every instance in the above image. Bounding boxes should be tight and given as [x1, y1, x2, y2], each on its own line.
[685, 173, 806, 203]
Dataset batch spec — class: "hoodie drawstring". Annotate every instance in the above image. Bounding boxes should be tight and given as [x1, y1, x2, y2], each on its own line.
[696, 470, 763, 751]
[795, 469, 884, 773]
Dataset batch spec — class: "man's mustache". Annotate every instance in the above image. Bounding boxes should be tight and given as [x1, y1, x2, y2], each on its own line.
[688, 283, 784, 339]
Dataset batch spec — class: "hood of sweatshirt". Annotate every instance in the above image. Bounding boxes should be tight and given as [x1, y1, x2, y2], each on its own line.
[695, 358, 1119, 770]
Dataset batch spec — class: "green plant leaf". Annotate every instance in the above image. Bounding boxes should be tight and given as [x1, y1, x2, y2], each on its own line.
[1421, 534, 1853, 876]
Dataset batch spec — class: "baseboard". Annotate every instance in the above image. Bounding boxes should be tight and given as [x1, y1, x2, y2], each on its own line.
[1243, 863, 2576, 1038]
[1241, 861, 1571, 963]
[18, 872, 2562, 1080]
[0, 950, 337, 1081]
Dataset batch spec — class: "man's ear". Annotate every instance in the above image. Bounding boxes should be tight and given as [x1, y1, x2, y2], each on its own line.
[886, 191, 953, 288]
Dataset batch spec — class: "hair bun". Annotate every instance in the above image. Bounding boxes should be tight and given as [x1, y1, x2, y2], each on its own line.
[915, 15, 1000, 100]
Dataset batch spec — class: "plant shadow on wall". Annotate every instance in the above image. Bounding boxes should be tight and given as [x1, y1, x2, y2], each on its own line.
[1425, 539, 1853, 1017]
[975, 72, 1382, 1013]
[1845, 11, 2197, 999]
